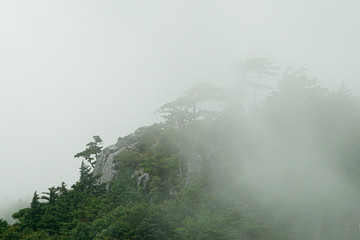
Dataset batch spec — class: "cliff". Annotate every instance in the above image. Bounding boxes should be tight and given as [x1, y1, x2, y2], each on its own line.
[93, 127, 146, 184]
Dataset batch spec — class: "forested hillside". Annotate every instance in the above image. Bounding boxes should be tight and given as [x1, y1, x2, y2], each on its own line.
[2, 63, 360, 239]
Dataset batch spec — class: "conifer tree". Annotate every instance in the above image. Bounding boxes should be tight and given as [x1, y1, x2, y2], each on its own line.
[74, 136, 103, 168]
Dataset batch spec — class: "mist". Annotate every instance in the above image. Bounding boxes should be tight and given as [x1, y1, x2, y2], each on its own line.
[212, 70, 360, 239]
[1, 0, 360, 239]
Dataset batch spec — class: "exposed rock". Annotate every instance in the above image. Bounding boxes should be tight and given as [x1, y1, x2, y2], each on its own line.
[133, 169, 150, 189]
[93, 145, 122, 183]
[93, 127, 149, 184]
[94, 126, 205, 186]
[169, 184, 177, 198]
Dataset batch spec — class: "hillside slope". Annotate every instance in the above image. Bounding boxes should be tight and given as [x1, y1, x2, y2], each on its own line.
[2, 78, 360, 240]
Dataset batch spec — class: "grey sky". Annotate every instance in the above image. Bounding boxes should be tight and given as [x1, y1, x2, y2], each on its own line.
[1, 0, 360, 214]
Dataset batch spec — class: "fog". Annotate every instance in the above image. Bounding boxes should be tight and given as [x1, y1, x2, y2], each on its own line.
[1, 0, 360, 232]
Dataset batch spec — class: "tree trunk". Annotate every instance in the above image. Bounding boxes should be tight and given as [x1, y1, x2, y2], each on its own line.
[179, 123, 184, 178]
[192, 102, 197, 125]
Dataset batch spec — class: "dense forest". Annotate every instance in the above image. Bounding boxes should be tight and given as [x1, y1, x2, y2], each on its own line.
[1, 59, 360, 239]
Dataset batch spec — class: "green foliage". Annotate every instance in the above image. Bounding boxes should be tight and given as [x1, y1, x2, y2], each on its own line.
[5, 76, 360, 239]
[148, 176, 165, 203]
[15, 192, 46, 231]
[0, 218, 8, 237]
[175, 209, 227, 239]
[0, 225, 22, 240]
[105, 164, 139, 209]
[70, 222, 91, 240]
[115, 149, 141, 169]
[74, 136, 103, 168]
[21, 230, 50, 240]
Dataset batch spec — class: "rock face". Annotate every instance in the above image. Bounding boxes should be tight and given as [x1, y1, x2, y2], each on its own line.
[93, 143, 122, 183]
[92, 127, 148, 184]
[93, 125, 205, 186]
[133, 169, 150, 188]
